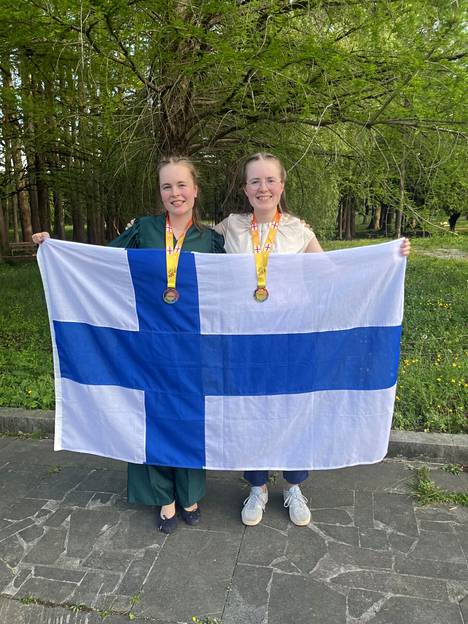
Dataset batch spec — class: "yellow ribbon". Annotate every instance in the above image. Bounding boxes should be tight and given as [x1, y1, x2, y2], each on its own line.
[165, 214, 192, 290]
[250, 210, 281, 290]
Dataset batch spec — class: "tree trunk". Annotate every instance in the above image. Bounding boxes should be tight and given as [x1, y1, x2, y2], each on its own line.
[336, 203, 343, 240]
[35, 151, 50, 231]
[87, 206, 98, 244]
[2, 68, 32, 241]
[380, 205, 394, 237]
[368, 205, 382, 231]
[11, 143, 32, 241]
[68, 99, 86, 241]
[28, 167, 41, 233]
[71, 188, 86, 242]
[0, 198, 9, 255]
[395, 154, 405, 238]
[12, 194, 20, 243]
[53, 190, 65, 239]
[343, 194, 356, 240]
[19, 60, 41, 234]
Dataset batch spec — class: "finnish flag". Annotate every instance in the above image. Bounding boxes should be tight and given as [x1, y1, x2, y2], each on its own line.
[37, 238, 406, 470]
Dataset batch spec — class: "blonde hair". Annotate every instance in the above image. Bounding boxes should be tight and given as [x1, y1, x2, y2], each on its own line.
[157, 156, 203, 228]
[241, 152, 290, 213]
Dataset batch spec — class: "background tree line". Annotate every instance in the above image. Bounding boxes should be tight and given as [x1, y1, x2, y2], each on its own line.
[0, 0, 466, 253]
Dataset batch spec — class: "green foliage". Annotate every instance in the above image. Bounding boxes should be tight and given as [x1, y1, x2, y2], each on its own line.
[20, 595, 39, 605]
[129, 593, 141, 607]
[0, 430, 49, 440]
[442, 464, 463, 476]
[267, 471, 279, 486]
[128, 592, 141, 619]
[69, 603, 86, 614]
[1, 0, 467, 241]
[410, 466, 468, 507]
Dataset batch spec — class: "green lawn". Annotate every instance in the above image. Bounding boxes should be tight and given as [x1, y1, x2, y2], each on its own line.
[1, 233, 466, 433]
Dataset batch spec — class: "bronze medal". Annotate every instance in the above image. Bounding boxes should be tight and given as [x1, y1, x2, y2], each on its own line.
[163, 287, 180, 304]
[254, 287, 269, 302]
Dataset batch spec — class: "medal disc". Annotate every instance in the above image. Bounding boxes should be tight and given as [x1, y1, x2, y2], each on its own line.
[254, 287, 269, 302]
[163, 287, 180, 304]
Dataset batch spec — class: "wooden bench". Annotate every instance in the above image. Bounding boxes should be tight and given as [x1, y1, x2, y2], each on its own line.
[1, 242, 37, 263]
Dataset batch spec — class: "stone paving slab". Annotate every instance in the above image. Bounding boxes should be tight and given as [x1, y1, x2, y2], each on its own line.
[0, 438, 467, 623]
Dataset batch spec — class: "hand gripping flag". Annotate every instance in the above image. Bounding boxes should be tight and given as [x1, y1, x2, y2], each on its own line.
[37, 239, 406, 470]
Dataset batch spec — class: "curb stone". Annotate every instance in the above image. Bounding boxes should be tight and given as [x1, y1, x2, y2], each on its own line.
[1, 407, 467, 464]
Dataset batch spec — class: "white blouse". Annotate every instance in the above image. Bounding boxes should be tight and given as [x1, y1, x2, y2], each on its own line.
[214, 213, 315, 254]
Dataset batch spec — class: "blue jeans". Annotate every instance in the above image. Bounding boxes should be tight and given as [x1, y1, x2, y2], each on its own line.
[244, 470, 309, 487]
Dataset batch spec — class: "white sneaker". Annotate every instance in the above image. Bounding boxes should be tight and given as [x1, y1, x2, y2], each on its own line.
[241, 486, 268, 526]
[283, 485, 311, 526]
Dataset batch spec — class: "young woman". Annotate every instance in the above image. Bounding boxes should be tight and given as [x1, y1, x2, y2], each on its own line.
[33, 156, 225, 534]
[214, 152, 411, 528]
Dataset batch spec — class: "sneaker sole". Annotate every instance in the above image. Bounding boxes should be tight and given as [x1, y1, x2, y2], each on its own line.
[241, 517, 263, 526]
[290, 517, 311, 526]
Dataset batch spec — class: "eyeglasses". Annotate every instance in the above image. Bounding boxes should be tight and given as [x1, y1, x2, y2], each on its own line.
[246, 177, 283, 188]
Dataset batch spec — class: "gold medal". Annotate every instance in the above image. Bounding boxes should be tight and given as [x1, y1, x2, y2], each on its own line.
[163, 287, 180, 304]
[254, 287, 269, 302]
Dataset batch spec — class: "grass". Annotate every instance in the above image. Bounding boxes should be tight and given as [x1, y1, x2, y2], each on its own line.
[20, 595, 39, 605]
[0, 233, 466, 433]
[394, 251, 467, 434]
[0, 429, 50, 439]
[442, 463, 464, 476]
[0, 262, 54, 409]
[410, 466, 468, 507]
[69, 603, 87, 613]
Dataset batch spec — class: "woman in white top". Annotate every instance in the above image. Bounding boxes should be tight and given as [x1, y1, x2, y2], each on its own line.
[215, 156, 322, 256]
[214, 152, 411, 528]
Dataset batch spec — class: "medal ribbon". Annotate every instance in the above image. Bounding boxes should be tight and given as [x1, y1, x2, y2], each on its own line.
[165, 214, 193, 290]
[250, 210, 281, 289]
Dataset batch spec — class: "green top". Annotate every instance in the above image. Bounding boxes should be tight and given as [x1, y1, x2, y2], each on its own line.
[109, 214, 225, 253]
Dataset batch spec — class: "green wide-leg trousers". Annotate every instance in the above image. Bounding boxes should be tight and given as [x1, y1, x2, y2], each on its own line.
[127, 463, 205, 508]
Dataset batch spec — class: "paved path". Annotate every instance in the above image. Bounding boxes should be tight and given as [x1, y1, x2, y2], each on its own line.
[0, 438, 467, 624]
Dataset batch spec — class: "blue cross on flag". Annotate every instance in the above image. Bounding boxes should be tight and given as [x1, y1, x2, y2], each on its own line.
[37, 238, 406, 470]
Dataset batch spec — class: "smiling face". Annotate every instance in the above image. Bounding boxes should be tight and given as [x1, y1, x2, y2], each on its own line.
[244, 158, 285, 221]
[159, 162, 198, 221]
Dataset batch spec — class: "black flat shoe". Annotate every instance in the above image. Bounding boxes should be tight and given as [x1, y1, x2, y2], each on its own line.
[180, 506, 201, 526]
[157, 513, 177, 534]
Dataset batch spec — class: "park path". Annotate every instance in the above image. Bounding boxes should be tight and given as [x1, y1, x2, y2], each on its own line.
[0, 437, 467, 624]
[417, 248, 468, 260]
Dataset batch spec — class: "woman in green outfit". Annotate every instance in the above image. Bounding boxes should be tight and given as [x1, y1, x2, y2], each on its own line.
[33, 156, 225, 534]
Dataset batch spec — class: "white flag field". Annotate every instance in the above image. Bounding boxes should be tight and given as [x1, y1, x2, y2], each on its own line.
[37, 238, 406, 470]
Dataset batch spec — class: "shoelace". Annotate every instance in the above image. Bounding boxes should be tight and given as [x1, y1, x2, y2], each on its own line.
[283, 489, 308, 509]
[243, 492, 266, 510]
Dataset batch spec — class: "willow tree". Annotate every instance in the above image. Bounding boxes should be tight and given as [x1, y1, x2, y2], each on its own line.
[1, 0, 466, 242]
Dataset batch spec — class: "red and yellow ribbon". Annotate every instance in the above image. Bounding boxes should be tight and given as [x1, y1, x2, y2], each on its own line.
[250, 210, 281, 300]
